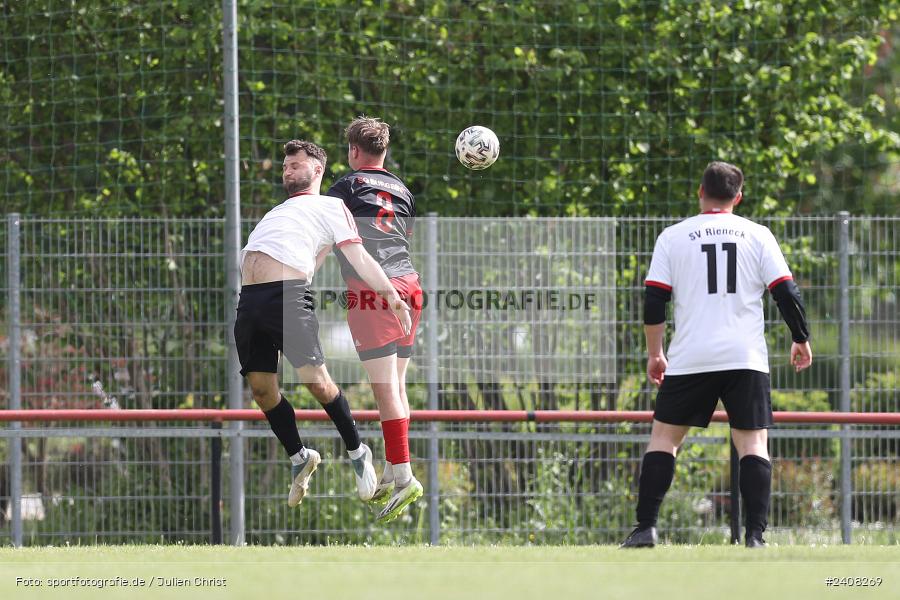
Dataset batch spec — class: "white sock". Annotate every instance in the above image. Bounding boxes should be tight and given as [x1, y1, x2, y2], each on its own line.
[393, 462, 412, 487]
[347, 444, 366, 460]
[289, 448, 309, 466]
[381, 461, 394, 483]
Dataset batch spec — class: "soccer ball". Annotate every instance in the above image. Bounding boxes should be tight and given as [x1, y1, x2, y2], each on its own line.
[455, 126, 500, 170]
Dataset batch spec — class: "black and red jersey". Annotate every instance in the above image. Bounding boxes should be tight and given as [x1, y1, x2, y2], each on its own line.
[327, 167, 417, 281]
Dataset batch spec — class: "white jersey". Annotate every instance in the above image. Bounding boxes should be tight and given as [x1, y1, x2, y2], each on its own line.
[240, 192, 361, 282]
[645, 211, 792, 375]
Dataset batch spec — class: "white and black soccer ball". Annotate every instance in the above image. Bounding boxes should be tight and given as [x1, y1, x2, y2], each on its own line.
[455, 126, 500, 170]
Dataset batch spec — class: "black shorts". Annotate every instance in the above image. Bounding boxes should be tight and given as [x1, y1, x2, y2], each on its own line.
[653, 369, 772, 430]
[233, 279, 325, 376]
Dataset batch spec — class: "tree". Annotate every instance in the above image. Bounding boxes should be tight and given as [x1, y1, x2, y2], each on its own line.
[0, 1, 896, 217]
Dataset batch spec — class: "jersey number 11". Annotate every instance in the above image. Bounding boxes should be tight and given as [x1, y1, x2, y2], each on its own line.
[701, 243, 737, 294]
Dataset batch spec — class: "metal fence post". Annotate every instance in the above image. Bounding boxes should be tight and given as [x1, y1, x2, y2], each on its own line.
[837, 211, 852, 544]
[222, 0, 245, 546]
[211, 422, 223, 544]
[7, 214, 23, 548]
[426, 213, 440, 545]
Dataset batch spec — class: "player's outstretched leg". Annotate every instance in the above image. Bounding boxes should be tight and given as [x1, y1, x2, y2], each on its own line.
[621, 420, 687, 548]
[378, 477, 423, 524]
[376, 416, 423, 523]
[298, 364, 378, 501]
[372, 460, 394, 505]
[360, 355, 422, 522]
[288, 447, 321, 508]
[247, 373, 321, 507]
[732, 428, 771, 548]
[371, 355, 415, 505]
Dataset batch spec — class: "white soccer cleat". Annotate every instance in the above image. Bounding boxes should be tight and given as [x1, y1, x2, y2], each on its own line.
[287, 449, 321, 507]
[376, 476, 423, 524]
[351, 443, 378, 502]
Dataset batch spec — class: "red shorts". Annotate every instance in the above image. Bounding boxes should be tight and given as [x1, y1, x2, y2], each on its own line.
[345, 273, 423, 360]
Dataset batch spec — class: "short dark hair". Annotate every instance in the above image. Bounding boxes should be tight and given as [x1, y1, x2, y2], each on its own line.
[702, 161, 744, 202]
[345, 116, 390, 155]
[283, 139, 327, 169]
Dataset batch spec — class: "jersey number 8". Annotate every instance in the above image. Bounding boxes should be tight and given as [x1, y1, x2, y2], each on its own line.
[375, 191, 395, 233]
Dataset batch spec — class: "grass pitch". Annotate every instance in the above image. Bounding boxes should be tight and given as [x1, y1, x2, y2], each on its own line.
[1, 545, 897, 600]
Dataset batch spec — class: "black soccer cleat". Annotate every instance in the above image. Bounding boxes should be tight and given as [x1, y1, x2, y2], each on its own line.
[619, 526, 658, 548]
[745, 535, 767, 548]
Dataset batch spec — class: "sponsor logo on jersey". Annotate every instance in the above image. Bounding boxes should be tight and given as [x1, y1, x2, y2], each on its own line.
[354, 174, 405, 194]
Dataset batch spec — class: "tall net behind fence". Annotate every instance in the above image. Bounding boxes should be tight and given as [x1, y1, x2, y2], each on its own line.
[0, 1, 222, 216]
[238, 2, 898, 217]
[1, 2, 897, 217]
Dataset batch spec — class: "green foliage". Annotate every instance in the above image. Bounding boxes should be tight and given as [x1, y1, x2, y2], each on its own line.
[853, 371, 900, 412]
[772, 389, 831, 412]
[659, 440, 731, 544]
[854, 461, 900, 522]
[0, 1, 897, 216]
[1, 0, 223, 216]
[773, 459, 837, 527]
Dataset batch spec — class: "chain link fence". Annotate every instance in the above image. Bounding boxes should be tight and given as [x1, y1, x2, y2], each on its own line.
[1, 215, 898, 546]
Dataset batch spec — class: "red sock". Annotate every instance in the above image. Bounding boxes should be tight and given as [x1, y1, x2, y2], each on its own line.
[382, 418, 410, 465]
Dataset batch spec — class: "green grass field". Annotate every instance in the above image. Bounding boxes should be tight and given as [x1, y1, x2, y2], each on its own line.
[1, 545, 898, 600]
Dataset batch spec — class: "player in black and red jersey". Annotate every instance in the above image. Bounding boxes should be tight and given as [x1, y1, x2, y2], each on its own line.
[327, 116, 424, 523]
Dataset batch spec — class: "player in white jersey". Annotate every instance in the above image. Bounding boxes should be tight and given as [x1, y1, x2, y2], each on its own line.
[621, 162, 812, 549]
[235, 140, 411, 509]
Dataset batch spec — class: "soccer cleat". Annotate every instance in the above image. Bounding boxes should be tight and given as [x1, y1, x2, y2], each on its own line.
[619, 525, 658, 548]
[351, 443, 378, 502]
[370, 461, 395, 505]
[287, 449, 321, 507]
[371, 461, 394, 505]
[745, 535, 767, 548]
[370, 480, 395, 506]
[376, 477, 423, 524]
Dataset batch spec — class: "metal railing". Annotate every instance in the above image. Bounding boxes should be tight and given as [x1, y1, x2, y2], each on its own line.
[2, 411, 899, 547]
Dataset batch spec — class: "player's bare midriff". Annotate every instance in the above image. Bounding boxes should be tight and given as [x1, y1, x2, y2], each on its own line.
[241, 250, 308, 285]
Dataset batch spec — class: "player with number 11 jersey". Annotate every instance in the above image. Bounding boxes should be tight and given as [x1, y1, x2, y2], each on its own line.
[620, 161, 812, 550]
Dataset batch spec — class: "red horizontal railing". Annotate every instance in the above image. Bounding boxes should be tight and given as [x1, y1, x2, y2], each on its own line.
[0, 409, 898, 425]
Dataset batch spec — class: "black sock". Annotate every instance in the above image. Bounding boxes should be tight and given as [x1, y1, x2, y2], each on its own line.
[740, 455, 772, 538]
[636, 451, 676, 529]
[264, 396, 304, 457]
[323, 389, 361, 452]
